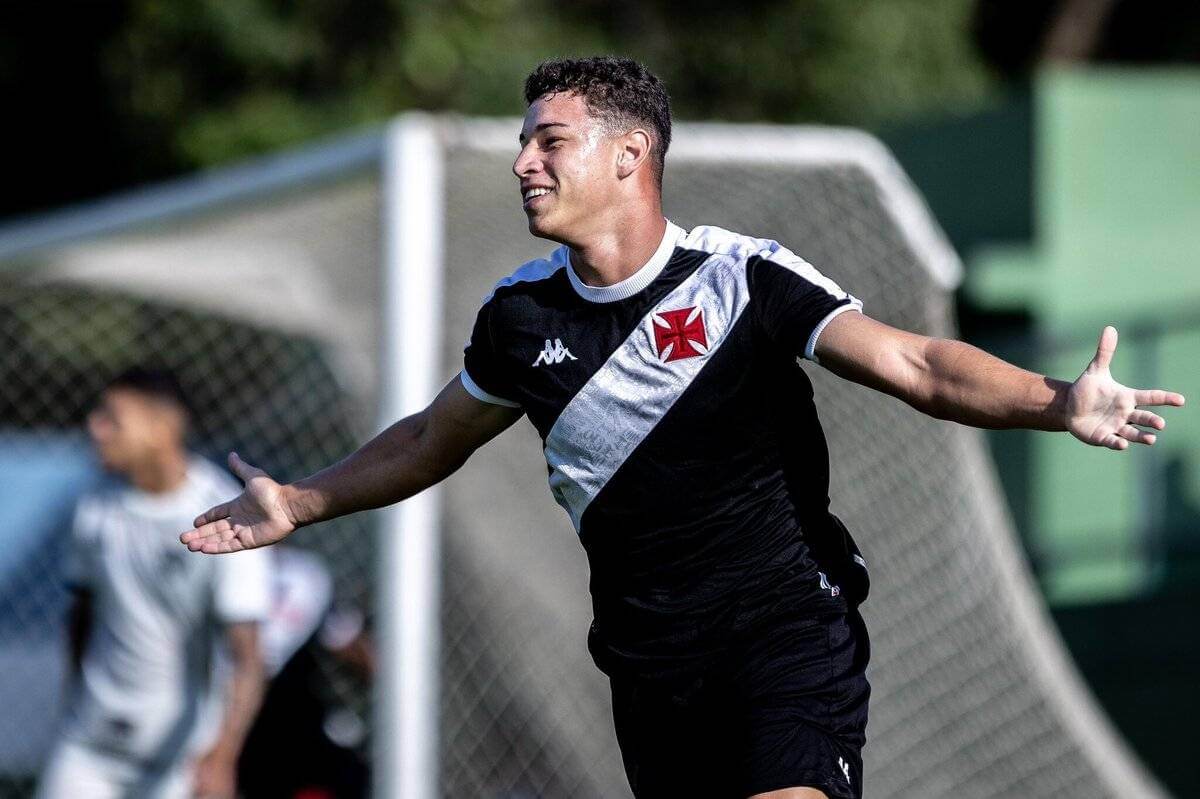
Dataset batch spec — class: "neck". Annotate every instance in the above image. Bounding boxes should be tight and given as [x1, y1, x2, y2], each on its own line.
[127, 448, 189, 494]
[567, 202, 667, 288]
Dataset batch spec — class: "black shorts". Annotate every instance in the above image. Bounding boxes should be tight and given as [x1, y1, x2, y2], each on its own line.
[609, 608, 870, 799]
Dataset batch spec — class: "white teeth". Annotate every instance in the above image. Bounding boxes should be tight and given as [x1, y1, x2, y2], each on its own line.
[523, 188, 552, 201]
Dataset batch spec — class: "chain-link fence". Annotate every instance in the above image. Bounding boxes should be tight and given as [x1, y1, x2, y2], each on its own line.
[0, 119, 1167, 798]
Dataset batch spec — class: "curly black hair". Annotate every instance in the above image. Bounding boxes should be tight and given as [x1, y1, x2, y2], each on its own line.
[524, 56, 672, 189]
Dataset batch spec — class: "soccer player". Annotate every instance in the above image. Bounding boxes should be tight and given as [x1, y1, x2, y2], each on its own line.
[180, 58, 1185, 799]
[41, 368, 270, 799]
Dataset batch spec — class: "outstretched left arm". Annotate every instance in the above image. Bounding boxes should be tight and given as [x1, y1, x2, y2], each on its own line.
[814, 312, 1185, 450]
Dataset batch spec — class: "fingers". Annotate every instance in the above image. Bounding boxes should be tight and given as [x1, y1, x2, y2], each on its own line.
[192, 501, 232, 529]
[1090, 404, 1176, 450]
[1100, 433, 1129, 451]
[1117, 424, 1156, 446]
[180, 518, 231, 549]
[198, 539, 246, 555]
[180, 520, 248, 554]
[1134, 389, 1186, 408]
[1090, 326, 1118, 371]
[228, 451, 266, 483]
[1128, 409, 1165, 430]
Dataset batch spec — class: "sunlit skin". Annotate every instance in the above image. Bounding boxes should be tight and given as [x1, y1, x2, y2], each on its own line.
[514, 91, 667, 289]
[749, 789, 828, 799]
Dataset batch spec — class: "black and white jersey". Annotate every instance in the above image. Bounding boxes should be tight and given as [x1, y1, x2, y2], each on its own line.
[463, 221, 863, 679]
[63, 457, 271, 762]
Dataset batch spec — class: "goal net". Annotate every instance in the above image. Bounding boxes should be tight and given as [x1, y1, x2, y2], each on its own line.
[0, 117, 1164, 798]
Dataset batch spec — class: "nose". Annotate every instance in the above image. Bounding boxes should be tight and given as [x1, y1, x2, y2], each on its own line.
[512, 141, 540, 180]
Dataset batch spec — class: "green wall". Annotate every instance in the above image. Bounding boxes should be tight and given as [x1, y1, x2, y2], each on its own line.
[967, 69, 1200, 603]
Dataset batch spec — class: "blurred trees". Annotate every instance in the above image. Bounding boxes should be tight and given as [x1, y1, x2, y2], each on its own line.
[0, 0, 993, 216]
[1, 0, 1196, 218]
[101, 0, 997, 165]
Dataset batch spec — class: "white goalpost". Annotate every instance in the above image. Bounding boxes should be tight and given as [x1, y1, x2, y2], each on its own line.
[378, 115, 445, 799]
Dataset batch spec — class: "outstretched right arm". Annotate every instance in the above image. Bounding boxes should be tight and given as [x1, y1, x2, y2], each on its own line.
[181, 375, 521, 554]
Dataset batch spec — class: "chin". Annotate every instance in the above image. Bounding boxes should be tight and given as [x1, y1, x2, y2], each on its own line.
[525, 214, 558, 241]
[524, 210, 573, 244]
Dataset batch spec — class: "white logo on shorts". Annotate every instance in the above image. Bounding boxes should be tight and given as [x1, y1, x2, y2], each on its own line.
[818, 571, 841, 598]
[838, 756, 851, 785]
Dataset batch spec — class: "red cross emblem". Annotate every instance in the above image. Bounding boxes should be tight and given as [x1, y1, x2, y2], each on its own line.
[652, 306, 708, 362]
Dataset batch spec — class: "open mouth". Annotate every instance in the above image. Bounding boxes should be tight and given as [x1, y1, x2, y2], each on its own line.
[522, 187, 554, 208]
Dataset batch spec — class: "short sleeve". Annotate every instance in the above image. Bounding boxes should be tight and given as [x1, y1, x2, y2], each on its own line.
[748, 245, 862, 363]
[461, 300, 521, 408]
[64, 496, 101, 591]
[213, 547, 272, 624]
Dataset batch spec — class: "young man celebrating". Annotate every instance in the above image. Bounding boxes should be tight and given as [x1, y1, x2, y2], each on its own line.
[42, 369, 270, 799]
[181, 58, 1184, 799]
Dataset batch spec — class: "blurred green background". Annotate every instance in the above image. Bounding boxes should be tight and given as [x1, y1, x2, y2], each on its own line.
[3, 0, 997, 214]
[2, 0, 1198, 794]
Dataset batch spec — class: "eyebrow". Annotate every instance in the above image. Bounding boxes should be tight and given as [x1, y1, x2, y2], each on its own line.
[518, 122, 568, 144]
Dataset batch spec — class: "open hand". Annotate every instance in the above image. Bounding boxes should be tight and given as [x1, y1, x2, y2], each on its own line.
[1066, 326, 1185, 450]
[180, 452, 297, 553]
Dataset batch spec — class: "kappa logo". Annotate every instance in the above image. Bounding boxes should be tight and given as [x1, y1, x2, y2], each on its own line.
[652, 306, 708, 362]
[532, 338, 578, 367]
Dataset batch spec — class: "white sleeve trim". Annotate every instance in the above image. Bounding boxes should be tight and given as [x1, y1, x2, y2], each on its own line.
[459, 369, 520, 408]
[805, 300, 863, 363]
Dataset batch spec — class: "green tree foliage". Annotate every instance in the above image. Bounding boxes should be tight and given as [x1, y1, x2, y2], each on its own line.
[103, 0, 995, 168]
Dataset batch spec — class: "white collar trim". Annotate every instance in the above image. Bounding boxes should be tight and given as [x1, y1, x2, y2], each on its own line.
[564, 220, 683, 303]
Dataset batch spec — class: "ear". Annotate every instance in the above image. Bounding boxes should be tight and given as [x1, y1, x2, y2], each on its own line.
[615, 128, 653, 180]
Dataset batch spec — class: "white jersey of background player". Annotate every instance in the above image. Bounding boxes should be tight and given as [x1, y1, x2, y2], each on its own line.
[39, 369, 270, 799]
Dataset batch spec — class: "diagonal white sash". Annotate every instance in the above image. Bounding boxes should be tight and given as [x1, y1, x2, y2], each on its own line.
[543, 253, 751, 531]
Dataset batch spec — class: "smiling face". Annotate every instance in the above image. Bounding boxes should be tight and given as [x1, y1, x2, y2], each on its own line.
[512, 92, 627, 243]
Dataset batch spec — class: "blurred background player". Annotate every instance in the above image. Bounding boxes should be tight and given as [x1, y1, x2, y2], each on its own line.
[38, 368, 270, 799]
